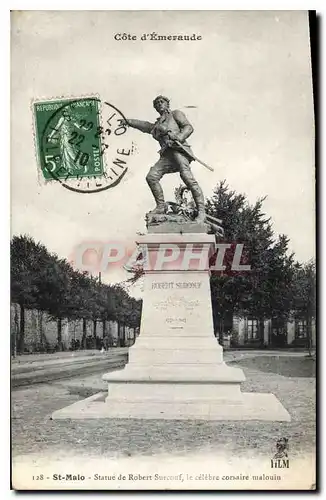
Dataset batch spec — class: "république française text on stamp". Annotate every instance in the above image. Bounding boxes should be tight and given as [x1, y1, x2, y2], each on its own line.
[33, 97, 134, 193]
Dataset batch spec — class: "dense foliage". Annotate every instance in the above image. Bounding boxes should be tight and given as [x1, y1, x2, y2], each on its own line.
[206, 181, 315, 344]
[11, 235, 142, 352]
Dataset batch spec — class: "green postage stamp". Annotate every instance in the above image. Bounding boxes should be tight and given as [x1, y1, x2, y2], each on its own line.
[34, 97, 104, 181]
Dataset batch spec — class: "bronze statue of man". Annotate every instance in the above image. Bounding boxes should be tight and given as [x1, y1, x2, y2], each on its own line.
[124, 95, 205, 222]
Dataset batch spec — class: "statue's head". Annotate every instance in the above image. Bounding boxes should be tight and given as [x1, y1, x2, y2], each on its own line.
[153, 95, 170, 114]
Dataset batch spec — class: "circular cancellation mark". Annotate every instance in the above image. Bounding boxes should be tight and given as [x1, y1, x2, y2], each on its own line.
[37, 97, 134, 194]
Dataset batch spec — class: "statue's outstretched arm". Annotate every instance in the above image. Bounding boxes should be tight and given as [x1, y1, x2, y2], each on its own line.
[126, 119, 154, 134]
[172, 110, 194, 142]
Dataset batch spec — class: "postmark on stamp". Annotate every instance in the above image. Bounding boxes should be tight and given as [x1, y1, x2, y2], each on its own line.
[33, 96, 134, 193]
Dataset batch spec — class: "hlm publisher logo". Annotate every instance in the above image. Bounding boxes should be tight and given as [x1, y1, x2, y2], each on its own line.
[271, 438, 289, 469]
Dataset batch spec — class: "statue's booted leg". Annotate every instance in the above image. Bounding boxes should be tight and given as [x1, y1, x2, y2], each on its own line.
[174, 152, 206, 223]
[146, 158, 169, 214]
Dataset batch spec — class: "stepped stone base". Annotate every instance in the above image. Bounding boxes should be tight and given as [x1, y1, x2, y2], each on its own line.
[52, 338, 290, 422]
[51, 391, 290, 421]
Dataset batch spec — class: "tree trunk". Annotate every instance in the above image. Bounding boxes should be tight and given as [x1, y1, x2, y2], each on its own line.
[102, 319, 106, 337]
[219, 317, 224, 345]
[118, 322, 125, 347]
[82, 318, 87, 349]
[93, 319, 97, 348]
[57, 318, 63, 351]
[38, 310, 45, 351]
[17, 303, 25, 353]
[12, 304, 19, 357]
[306, 315, 313, 357]
[117, 323, 121, 347]
[212, 302, 219, 340]
[259, 318, 265, 347]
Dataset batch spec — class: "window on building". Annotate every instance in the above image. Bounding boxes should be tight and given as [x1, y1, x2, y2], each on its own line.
[247, 319, 259, 340]
[295, 319, 307, 339]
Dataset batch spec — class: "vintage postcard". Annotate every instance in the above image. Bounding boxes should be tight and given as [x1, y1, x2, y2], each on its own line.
[11, 10, 316, 490]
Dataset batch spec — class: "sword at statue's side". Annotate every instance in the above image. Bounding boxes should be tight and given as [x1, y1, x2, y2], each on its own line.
[173, 140, 215, 172]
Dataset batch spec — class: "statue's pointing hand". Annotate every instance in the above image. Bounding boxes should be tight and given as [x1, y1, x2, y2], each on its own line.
[120, 117, 129, 127]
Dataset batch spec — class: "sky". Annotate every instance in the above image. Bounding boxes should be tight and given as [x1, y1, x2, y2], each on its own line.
[11, 10, 315, 287]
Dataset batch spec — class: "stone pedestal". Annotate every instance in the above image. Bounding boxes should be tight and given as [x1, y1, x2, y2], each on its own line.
[52, 230, 290, 421]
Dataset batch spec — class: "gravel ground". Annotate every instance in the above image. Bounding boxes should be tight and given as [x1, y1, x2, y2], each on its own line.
[11, 352, 316, 462]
